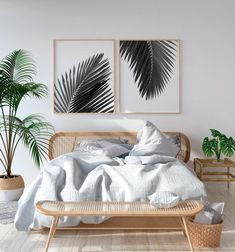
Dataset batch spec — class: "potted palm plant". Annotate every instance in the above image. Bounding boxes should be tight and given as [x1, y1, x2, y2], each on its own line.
[0, 49, 54, 201]
[202, 129, 235, 162]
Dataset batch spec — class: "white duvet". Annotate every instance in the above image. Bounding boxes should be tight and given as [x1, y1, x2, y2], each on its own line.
[15, 122, 207, 231]
[14, 152, 206, 231]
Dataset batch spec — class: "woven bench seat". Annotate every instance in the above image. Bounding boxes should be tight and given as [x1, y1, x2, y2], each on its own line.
[36, 200, 202, 217]
[36, 200, 203, 252]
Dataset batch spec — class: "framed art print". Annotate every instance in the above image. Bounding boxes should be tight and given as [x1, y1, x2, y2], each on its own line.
[119, 40, 180, 113]
[53, 39, 115, 113]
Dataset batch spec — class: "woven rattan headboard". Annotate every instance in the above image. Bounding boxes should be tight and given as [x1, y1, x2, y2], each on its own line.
[48, 132, 190, 163]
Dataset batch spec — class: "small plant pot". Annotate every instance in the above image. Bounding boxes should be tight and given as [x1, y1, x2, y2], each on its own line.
[0, 175, 24, 201]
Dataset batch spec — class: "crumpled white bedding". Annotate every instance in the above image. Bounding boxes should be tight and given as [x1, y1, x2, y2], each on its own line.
[14, 151, 206, 231]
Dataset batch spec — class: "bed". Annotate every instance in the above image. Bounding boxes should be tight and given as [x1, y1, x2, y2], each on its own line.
[15, 123, 206, 232]
[46, 131, 192, 230]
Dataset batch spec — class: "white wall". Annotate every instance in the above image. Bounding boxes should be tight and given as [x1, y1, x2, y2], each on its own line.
[1, 0, 235, 184]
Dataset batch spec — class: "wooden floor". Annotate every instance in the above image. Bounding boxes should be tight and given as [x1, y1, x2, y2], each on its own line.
[0, 182, 234, 252]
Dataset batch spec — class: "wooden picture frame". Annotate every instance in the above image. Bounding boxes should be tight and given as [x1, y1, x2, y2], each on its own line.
[119, 39, 180, 114]
[53, 39, 115, 114]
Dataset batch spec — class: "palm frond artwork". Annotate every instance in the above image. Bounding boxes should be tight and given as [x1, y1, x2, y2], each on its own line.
[54, 53, 114, 113]
[120, 40, 178, 100]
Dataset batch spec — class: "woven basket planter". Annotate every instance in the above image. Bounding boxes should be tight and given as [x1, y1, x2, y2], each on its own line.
[0, 175, 24, 201]
[186, 217, 223, 248]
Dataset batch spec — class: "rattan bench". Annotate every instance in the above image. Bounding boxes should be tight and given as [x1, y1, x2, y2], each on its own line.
[36, 200, 203, 252]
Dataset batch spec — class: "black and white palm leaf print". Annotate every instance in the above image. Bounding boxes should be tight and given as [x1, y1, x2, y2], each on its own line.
[120, 40, 178, 100]
[54, 53, 114, 113]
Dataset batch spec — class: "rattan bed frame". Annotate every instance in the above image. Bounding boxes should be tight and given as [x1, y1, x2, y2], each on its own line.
[47, 131, 191, 230]
[48, 131, 190, 163]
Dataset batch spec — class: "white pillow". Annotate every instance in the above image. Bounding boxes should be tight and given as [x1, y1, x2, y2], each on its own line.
[98, 140, 132, 158]
[194, 202, 224, 224]
[75, 139, 132, 158]
[129, 121, 180, 157]
[148, 191, 180, 208]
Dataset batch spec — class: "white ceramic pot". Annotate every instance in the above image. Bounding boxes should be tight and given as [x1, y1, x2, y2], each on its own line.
[0, 175, 24, 201]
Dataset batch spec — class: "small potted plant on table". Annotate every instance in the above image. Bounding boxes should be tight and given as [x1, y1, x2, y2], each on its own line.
[0, 49, 54, 201]
[202, 129, 235, 162]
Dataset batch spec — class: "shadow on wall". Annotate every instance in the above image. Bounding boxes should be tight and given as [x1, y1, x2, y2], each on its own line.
[52, 118, 147, 132]
[52, 115, 185, 133]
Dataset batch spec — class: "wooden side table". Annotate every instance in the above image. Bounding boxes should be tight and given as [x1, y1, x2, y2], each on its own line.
[194, 158, 235, 188]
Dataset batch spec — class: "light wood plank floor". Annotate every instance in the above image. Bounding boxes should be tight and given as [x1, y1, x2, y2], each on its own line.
[0, 182, 234, 252]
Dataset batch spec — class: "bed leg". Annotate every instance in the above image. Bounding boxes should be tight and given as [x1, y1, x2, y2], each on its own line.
[182, 217, 194, 252]
[44, 216, 59, 252]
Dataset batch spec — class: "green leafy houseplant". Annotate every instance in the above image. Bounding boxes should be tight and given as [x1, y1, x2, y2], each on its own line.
[202, 129, 235, 161]
[0, 50, 54, 179]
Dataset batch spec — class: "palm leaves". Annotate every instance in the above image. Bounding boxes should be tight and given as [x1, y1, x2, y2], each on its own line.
[16, 115, 54, 167]
[120, 40, 178, 100]
[0, 50, 36, 83]
[0, 50, 54, 177]
[54, 53, 114, 113]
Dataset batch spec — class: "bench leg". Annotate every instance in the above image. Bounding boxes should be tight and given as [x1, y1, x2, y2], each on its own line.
[179, 217, 186, 237]
[44, 216, 59, 252]
[182, 217, 194, 252]
[53, 217, 60, 238]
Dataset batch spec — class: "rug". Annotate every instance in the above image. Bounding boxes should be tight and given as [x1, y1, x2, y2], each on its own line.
[0, 201, 18, 224]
